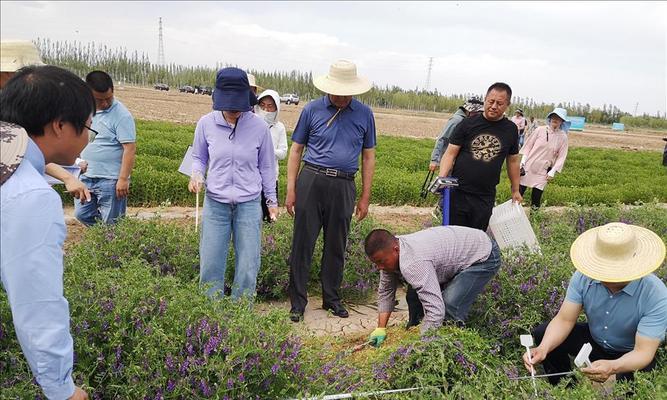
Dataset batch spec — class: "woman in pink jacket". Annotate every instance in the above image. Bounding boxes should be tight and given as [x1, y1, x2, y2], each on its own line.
[519, 108, 570, 208]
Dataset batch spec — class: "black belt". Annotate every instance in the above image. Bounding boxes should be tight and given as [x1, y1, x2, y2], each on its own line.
[303, 163, 355, 180]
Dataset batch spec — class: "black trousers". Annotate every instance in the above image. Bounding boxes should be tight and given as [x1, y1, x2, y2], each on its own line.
[532, 322, 656, 385]
[260, 180, 279, 222]
[407, 187, 494, 327]
[519, 185, 544, 208]
[288, 168, 355, 313]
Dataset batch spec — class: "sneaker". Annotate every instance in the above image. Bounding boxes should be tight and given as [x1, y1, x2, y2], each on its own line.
[289, 311, 304, 323]
[322, 303, 349, 318]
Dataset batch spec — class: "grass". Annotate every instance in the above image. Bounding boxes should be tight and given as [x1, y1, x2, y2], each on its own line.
[55, 119, 667, 207]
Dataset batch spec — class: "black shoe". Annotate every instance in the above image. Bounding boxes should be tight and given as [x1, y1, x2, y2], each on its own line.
[289, 311, 303, 323]
[322, 303, 349, 318]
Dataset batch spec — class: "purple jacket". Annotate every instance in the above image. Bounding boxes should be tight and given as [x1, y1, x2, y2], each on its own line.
[192, 111, 277, 205]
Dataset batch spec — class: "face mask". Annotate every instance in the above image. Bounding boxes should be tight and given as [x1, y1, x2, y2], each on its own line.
[255, 107, 278, 125]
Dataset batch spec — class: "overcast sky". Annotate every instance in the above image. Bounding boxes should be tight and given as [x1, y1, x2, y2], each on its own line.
[2, 1, 666, 116]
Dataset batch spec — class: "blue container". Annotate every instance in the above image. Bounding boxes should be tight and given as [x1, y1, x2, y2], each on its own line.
[569, 116, 586, 131]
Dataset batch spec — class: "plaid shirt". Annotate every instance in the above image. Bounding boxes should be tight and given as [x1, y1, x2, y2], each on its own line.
[378, 226, 492, 332]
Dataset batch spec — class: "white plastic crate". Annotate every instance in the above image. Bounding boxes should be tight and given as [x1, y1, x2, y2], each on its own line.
[488, 200, 540, 252]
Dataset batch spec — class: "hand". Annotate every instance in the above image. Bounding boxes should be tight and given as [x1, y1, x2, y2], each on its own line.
[64, 177, 91, 203]
[581, 359, 616, 383]
[511, 190, 523, 204]
[69, 386, 89, 400]
[188, 171, 205, 193]
[355, 195, 370, 221]
[428, 162, 438, 172]
[268, 206, 278, 222]
[369, 327, 387, 348]
[78, 160, 88, 174]
[522, 346, 547, 374]
[285, 189, 296, 217]
[116, 177, 130, 199]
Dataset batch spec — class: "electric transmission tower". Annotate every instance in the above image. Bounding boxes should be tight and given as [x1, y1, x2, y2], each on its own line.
[158, 17, 165, 66]
[424, 57, 433, 91]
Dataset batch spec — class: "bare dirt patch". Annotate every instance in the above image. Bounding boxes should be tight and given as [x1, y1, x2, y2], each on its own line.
[115, 85, 666, 151]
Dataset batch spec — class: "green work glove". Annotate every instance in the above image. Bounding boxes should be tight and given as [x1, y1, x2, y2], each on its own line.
[369, 327, 387, 347]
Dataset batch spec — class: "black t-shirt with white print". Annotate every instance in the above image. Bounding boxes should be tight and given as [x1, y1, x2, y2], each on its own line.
[449, 113, 519, 196]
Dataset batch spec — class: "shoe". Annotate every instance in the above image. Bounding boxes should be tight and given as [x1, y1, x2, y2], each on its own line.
[322, 303, 349, 318]
[289, 311, 303, 323]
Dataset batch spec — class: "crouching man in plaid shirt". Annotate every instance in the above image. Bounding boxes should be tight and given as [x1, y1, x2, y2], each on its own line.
[363, 226, 501, 346]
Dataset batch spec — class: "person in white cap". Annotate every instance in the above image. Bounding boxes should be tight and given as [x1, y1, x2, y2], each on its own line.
[429, 96, 484, 172]
[1, 65, 94, 400]
[255, 89, 288, 222]
[0, 40, 91, 204]
[285, 60, 376, 322]
[523, 222, 667, 385]
[519, 107, 570, 208]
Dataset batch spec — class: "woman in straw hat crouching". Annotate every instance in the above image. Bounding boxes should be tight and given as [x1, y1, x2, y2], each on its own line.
[522, 222, 667, 386]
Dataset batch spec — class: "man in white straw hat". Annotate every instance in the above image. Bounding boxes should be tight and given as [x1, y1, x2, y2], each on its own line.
[1, 65, 95, 400]
[523, 222, 667, 385]
[285, 59, 376, 322]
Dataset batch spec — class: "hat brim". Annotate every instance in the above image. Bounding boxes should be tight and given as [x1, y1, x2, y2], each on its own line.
[313, 74, 372, 96]
[570, 225, 666, 282]
[0, 122, 29, 185]
[212, 88, 257, 112]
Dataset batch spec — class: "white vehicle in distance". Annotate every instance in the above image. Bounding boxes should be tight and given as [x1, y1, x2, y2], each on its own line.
[280, 93, 300, 105]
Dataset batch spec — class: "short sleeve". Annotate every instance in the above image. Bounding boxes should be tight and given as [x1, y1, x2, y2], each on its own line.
[362, 107, 376, 149]
[291, 105, 312, 145]
[448, 118, 468, 146]
[116, 114, 137, 143]
[508, 122, 519, 155]
[564, 271, 585, 304]
[637, 294, 667, 341]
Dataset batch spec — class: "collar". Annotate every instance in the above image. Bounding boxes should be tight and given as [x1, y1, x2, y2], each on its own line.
[591, 279, 640, 297]
[213, 111, 244, 128]
[324, 95, 355, 111]
[26, 138, 46, 175]
[96, 99, 118, 115]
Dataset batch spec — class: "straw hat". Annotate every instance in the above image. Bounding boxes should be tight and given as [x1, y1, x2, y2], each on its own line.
[246, 73, 264, 92]
[0, 121, 29, 186]
[1, 40, 44, 72]
[570, 222, 666, 282]
[313, 60, 371, 96]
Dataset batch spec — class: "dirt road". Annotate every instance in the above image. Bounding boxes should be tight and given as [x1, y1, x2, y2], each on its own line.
[115, 86, 666, 151]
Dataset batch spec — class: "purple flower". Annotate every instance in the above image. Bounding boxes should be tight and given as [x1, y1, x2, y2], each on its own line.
[198, 379, 212, 397]
[271, 364, 279, 374]
[226, 378, 234, 389]
[166, 379, 176, 392]
[238, 372, 245, 383]
[165, 355, 175, 372]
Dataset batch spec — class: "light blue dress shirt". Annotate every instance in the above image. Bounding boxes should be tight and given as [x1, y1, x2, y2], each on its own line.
[1, 139, 75, 399]
[565, 271, 667, 353]
[81, 99, 136, 179]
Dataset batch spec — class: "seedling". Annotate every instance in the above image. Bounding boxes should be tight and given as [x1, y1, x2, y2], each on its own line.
[519, 334, 538, 397]
[574, 343, 592, 368]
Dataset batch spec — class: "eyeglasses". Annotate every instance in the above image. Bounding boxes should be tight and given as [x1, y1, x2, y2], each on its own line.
[85, 125, 100, 137]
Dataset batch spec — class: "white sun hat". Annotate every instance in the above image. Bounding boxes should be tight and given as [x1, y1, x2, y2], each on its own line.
[570, 222, 666, 282]
[1, 40, 44, 72]
[313, 60, 372, 96]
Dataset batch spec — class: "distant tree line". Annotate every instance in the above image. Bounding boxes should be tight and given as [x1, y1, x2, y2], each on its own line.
[34, 38, 666, 129]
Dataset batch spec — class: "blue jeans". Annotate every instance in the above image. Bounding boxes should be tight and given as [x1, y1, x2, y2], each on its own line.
[442, 239, 502, 322]
[74, 176, 127, 227]
[199, 195, 262, 300]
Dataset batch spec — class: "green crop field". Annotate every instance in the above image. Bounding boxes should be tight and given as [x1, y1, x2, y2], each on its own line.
[55, 119, 667, 208]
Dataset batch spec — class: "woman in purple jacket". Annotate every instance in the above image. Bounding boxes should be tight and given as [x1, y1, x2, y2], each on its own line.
[189, 68, 277, 300]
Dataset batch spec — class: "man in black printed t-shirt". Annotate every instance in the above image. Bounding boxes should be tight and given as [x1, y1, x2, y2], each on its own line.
[438, 82, 522, 231]
[402, 83, 523, 329]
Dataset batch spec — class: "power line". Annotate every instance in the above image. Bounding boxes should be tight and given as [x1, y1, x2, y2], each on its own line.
[158, 17, 165, 66]
[424, 57, 433, 91]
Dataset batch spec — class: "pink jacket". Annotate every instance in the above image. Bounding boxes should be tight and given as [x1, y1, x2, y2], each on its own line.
[519, 125, 568, 190]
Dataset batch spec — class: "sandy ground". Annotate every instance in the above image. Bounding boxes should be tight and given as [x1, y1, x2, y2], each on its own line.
[115, 85, 666, 152]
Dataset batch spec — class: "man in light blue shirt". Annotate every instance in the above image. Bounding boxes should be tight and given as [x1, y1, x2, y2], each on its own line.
[1, 66, 95, 400]
[75, 70, 136, 226]
[523, 223, 667, 385]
